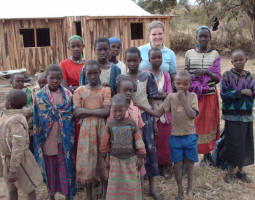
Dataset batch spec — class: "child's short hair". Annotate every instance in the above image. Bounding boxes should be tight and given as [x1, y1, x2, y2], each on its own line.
[85, 60, 100, 69]
[176, 70, 191, 81]
[148, 47, 161, 58]
[6, 89, 27, 109]
[10, 73, 24, 81]
[112, 93, 129, 106]
[125, 47, 141, 59]
[46, 64, 63, 76]
[116, 75, 134, 91]
[231, 49, 246, 58]
[94, 37, 110, 47]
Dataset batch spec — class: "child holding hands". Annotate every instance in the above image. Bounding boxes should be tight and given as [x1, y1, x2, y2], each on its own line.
[221, 49, 254, 183]
[141, 70, 199, 200]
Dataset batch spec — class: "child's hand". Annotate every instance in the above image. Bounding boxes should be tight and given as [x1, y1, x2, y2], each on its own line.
[177, 90, 187, 104]
[136, 157, 144, 170]
[241, 89, 253, 97]
[7, 171, 17, 183]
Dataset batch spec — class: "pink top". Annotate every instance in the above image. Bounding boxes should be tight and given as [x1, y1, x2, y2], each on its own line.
[108, 100, 145, 129]
[43, 89, 63, 156]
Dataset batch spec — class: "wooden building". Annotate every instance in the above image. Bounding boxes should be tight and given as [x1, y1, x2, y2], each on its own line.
[0, 0, 173, 73]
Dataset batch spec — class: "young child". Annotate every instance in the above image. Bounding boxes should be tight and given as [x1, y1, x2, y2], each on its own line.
[0, 89, 42, 200]
[148, 48, 173, 179]
[80, 37, 121, 94]
[60, 35, 86, 93]
[33, 64, 76, 200]
[125, 47, 160, 200]
[221, 49, 254, 183]
[73, 60, 111, 200]
[100, 94, 146, 200]
[10, 73, 34, 151]
[32, 72, 47, 95]
[108, 37, 127, 74]
[145, 70, 199, 200]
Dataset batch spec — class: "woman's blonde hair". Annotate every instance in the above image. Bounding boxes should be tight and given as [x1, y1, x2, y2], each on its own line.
[147, 20, 165, 34]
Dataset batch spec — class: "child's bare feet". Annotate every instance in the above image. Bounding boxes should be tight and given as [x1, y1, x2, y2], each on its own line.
[236, 172, 252, 183]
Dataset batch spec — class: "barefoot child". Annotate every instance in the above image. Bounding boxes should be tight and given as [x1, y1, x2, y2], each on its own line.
[221, 49, 254, 183]
[74, 60, 111, 200]
[0, 89, 42, 200]
[108, 37, 127, 74]
[80, 37, 121, 94]
[143, 70, 199, 200]
[125, 47, 160, 200]
[100, 94, 146, 200]
[148, 48, 173, 179]
[33, 65, 76, 200]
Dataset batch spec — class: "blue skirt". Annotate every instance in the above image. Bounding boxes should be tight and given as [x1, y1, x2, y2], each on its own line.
[141, 112, 159, 176]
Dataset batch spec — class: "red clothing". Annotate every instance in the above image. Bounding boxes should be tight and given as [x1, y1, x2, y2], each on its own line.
[60, 59, 85, 87]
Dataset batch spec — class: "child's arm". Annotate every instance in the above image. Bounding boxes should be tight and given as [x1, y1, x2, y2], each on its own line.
[8, 120, 28, 182]
[178, 91, 198, 119]
[135, 103, 164, 118]
[74, 106, 111, 118]
[134, 126, 146, 170]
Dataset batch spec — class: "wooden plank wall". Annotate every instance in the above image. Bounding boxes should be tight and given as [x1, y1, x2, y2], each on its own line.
[0, 17, 171, 73]
[0, 19, 65, 73]
[64, 17, 170, 62]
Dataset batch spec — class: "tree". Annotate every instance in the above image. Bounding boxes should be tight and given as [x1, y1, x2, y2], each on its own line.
[137, 0, 177, 14]
[196, 0, 255, 56]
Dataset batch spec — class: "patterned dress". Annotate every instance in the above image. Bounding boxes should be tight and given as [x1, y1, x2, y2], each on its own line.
[131, 71, 159, 176]
[73, 85, 111, 183]
[33, 85, 76, 199]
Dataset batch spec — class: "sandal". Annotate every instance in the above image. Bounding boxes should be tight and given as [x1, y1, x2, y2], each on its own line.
[236, 172, 252, 183]
[224, 173, 235, 184]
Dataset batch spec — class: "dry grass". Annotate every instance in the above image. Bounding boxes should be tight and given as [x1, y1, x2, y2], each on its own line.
[1, 55, 255, 200]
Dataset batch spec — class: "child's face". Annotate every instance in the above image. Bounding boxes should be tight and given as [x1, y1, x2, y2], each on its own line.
[111, 103, 128, 121]
[38, 77, 47, 89]
[110, 42, 121, 58]
[125, 52, 141, 73]
[69, 39, 84, 59]
[95, 42, 110, 63]
[85, 64, 100, 87]
[118, 80, 133, 101]
[231, 53, 246, 72]
[11, 75, 24, 89]
[197, 29, 210, 48]
[149, 50, 162, 68]
[47, 71, 62, 91]
[174, 77, 191, 92]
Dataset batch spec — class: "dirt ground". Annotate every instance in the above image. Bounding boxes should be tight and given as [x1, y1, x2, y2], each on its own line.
[0, 55, 255, 200]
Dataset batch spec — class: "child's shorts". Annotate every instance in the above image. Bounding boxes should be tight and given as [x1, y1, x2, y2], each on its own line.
[169, 134, 199, 163]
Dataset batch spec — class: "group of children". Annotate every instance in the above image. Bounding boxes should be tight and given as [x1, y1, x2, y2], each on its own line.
[0, 34, 254, 200]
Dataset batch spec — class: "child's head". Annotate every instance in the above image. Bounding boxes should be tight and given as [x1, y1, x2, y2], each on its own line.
[109, 37, 122, 58]
[148, 48, 162, 69]
[116, 75, 134, 101]
[94, 37, 110, 63]
[231, 49, 247, 72]
[85, 60, 101, 87]
[196, 26, 211, 49]
[125, 47, 141, 73]
[10, 73, 25, 89]
[111, 94, 129, 121]
[5, 89, 27, 109]
[174, 70, 191, 92]
[68, 35, 84, 60]
[46, 64, 63, 91]
[37, 72, 47, 89]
